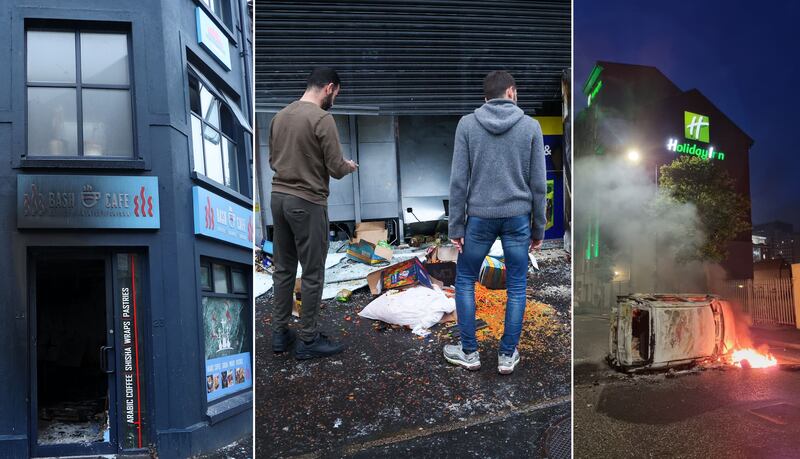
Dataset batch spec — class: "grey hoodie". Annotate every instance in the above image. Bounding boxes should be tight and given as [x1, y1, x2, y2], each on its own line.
[448, 98, 547, 240]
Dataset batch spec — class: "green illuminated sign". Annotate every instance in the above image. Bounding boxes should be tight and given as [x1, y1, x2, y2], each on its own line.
[684, 111, 709, 142]
[587, 80, 603, 106]
[667, 138, 725, 161]
[667, 110, 724, 160]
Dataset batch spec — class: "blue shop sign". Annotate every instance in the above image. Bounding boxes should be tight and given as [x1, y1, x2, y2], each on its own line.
[18, 175, 160, 229]
[193, 186, 253, 248]
[196, 6, 232, 70]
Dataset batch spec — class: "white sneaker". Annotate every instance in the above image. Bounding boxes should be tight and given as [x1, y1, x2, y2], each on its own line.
[443, 344, 481, 371]
[498, 349, 520, 374]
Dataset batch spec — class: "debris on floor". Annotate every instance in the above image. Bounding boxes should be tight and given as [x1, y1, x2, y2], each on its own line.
[255, 243, 571, 457]
[479, 256, 507, 289]
[38, 407, 108, 445]
[358, 285, 456, 336]
[346, 238, 394, 265]
[366, 257, 434, 294]
[336, 289, 353, 302]
[464, 281, 567, 354]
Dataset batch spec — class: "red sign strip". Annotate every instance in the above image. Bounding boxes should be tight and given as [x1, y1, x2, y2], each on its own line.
[131, 254, 143, 448]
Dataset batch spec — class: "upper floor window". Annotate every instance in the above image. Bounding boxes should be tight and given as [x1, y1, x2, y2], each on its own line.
[26, 29, 133, 158]
[189, 73, 241, 193]
[199, 0, 233, 30]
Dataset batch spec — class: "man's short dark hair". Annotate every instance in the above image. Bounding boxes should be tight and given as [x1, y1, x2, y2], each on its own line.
[307, 67, 341, 89]
[483, 71, 516, 100]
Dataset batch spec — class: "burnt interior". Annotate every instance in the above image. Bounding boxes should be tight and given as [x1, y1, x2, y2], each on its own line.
[36, 259, 109, 445]
[631, 308, 651, 361]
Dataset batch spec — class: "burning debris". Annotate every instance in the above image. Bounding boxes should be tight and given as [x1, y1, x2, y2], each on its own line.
[731, 348, 777, 369]
[609, 293, 779, 372]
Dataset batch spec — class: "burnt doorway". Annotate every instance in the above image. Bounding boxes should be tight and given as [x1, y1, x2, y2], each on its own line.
[31, 255, 117, 456]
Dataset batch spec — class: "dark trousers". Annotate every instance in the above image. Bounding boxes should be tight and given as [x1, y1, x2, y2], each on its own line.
[271, 192, 329, 341]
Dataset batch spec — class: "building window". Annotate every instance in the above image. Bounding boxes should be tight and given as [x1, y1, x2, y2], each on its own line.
[189, 73, 242, 193]
[199, 0, 233, 30]
[200, 259, 252, 402]
[26, 29, 133, 158]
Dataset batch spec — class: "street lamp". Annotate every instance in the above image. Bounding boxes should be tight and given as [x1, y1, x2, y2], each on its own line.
[626, 149, 641, 163]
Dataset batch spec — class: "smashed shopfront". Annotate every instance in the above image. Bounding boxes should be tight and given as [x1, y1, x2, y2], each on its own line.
[0, 1, 254, 457]
[254, 0, 571, 245]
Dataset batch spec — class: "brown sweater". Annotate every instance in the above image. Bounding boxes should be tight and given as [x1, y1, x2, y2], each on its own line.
[269, 101, 352, 206]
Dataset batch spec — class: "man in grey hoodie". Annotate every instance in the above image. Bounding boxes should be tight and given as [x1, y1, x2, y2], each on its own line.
[444, 70, 546, 374]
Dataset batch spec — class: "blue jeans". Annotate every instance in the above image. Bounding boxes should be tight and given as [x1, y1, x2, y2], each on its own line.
[455, 214, 531, 355]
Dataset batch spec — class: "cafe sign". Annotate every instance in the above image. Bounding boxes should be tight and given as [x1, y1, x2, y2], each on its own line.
[192, 186, 253, 248]
[196, 6, 232, 70]
[18, 175, 160, 229]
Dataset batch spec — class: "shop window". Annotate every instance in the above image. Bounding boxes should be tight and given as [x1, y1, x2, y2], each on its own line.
[26, 29, 133, 158]
[231, 269, 247, 294]
[199, 0, 233, 30]
[189, 73, 243, 194]
[201, 259, 252, 403]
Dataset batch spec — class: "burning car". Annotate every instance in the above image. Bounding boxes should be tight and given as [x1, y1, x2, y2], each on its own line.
[609, 294, 746, 371]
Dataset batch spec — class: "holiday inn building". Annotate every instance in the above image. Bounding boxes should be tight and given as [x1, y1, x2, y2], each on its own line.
[0, 1, 254, 457]
[575, 61, 754, 310]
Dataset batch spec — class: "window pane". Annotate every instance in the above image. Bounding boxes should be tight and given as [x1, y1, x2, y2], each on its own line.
[222, 137, 238, 190]
[204, 126, 224, 185]
[189, 77, 201, 115]
[200, 83, 220, 127]
[191, 116, 205, 175]
[82, 89, 133, 157]
[212, 264, 228, 293]
[27, 31, 76, 83]
[202, 297, 246, 359]
[200, 264, 211, 290]
[27, 87, 78, 156]
[80, 33, 130, 85]
[231, 270, 246, 294]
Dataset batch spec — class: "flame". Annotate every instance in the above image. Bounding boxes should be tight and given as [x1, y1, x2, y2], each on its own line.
[731, 348, 778, 369]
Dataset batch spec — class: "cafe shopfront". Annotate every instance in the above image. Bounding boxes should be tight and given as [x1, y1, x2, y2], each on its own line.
[0, 1, 254, 457]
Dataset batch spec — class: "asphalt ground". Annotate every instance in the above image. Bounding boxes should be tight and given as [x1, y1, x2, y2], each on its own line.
[574, 314, 800, 458]
[255, 247, 571, 458]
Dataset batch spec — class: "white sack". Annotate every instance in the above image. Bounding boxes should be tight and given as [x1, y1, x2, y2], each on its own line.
[358, 286, 456, 336]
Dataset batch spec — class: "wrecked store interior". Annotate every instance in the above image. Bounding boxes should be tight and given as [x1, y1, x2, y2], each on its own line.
[36, 260, 110, 446]
[254, 109, 570, 340]
[253, 110, 572, 457]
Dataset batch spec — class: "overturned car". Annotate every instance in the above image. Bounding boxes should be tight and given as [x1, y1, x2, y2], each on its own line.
[609, 294, 739, 372]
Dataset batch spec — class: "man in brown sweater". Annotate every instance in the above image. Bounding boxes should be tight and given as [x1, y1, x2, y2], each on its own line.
[269, 67, 357, 360]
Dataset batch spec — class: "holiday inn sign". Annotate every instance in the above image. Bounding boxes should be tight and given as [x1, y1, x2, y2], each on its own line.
[666, 110, 725, 161]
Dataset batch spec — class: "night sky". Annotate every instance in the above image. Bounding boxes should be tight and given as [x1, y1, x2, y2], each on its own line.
[575, 0, 800, 228]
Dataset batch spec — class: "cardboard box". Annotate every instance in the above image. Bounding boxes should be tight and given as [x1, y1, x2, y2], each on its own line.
[479, 256, 506, 289]
[425, 261, 457, 287]
[426, 245, 459, 263]
[346, 239, 393, 265]
[366, 258, 433, 294]
[355, 221, 388, 245]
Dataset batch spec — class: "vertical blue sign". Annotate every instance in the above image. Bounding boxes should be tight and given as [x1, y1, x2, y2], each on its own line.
[193, 186, 253, 248]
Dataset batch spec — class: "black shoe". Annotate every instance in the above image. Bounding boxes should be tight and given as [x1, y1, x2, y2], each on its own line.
[294, 333, 345, 360]
[272, 329, 297, 353]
